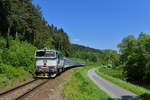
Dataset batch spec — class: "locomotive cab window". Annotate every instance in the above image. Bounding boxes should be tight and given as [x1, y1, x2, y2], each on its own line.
[45, 51, 56, 58]
[36, 50, 56, 58]
[36, 51, 45, 57]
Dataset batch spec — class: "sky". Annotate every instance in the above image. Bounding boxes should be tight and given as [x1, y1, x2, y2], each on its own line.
[32, 0, 150, 50]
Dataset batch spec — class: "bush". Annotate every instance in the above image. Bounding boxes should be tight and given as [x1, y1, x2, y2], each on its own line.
[0, 74, 10, 87]
[1, 39, 37, 73]
[0, 64, 31, 87]
[0, 37, 6, 49]
[0, 39, 36, 87]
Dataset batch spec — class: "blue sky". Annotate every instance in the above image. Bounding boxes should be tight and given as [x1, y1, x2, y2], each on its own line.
[32, 0, 150, 50]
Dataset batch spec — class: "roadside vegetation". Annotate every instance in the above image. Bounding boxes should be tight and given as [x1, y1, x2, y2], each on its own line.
[96, 66, 124, 79]
[62, 66, 111, 100]
[93, 34, 150, 99]
[117, 34, 150, 85]
[96, 67, 150, 100]
[97, 33, 150, 91]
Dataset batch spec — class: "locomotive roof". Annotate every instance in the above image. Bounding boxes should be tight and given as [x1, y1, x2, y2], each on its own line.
[35, 48, 60, 53]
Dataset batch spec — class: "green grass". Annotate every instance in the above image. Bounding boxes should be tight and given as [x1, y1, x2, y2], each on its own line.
[62, 66, 112, 100]
[96, 67, 150, 100]
[0, 65, 32, 88]
[98, 67, 124, 79]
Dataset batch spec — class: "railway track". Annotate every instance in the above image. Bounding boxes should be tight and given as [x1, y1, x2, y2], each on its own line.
[0, 79, 49, 100]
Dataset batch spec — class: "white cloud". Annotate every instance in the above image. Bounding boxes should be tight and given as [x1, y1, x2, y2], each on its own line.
[73, 38, 80, 42]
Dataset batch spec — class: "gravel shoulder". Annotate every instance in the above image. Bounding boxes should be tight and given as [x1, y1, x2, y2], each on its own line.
[88, 68, 144, 100]
[22, 68, 74, 100]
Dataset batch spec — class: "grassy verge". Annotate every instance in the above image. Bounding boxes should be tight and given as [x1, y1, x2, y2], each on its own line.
[97, 66, 124, 79]
[62, 66, 111, 100]
[96, 67, 150, 100]
[0, 66, 32, 89]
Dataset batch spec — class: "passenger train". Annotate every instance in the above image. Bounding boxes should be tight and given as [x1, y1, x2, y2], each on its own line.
[35, 48, 85, 78]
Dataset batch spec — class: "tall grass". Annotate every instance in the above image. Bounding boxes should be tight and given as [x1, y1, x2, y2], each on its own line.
[97, 66, 124, 79]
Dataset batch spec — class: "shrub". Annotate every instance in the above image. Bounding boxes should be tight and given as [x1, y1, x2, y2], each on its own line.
[1, 39, 37, 73]
[0, 74, 10, 87]
[0, 64, 31, 87]
[0, 37, 6, 49]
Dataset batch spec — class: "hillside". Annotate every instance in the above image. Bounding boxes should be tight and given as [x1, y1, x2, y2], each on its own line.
[70, 44, 103, 62]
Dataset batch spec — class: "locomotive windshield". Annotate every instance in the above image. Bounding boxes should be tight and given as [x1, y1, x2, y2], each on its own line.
[36, 51, 56, 58]
[36, 51, 45, 57]
[45, 51, 55, 57]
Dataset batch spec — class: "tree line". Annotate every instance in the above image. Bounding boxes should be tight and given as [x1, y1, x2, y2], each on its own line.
[118, 33, 150, 85]
[98, 33, 150, 86]
[71, 44, 103, 62]
[0, 0, 71, 56]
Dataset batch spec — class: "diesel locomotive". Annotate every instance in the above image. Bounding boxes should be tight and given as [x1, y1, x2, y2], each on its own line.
[35, 48, 64, 78]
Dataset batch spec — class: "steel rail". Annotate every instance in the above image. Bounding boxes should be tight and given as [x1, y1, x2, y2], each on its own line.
[16, 79, 49, 100]
[0, 79, 37, 96]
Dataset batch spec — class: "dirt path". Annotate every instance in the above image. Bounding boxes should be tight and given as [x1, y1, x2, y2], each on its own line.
[21, 68, 75, 100]
[88, 68, 144, 100]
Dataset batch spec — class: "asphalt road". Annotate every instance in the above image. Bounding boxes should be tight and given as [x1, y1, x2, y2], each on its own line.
[88, 68, 144, 100]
